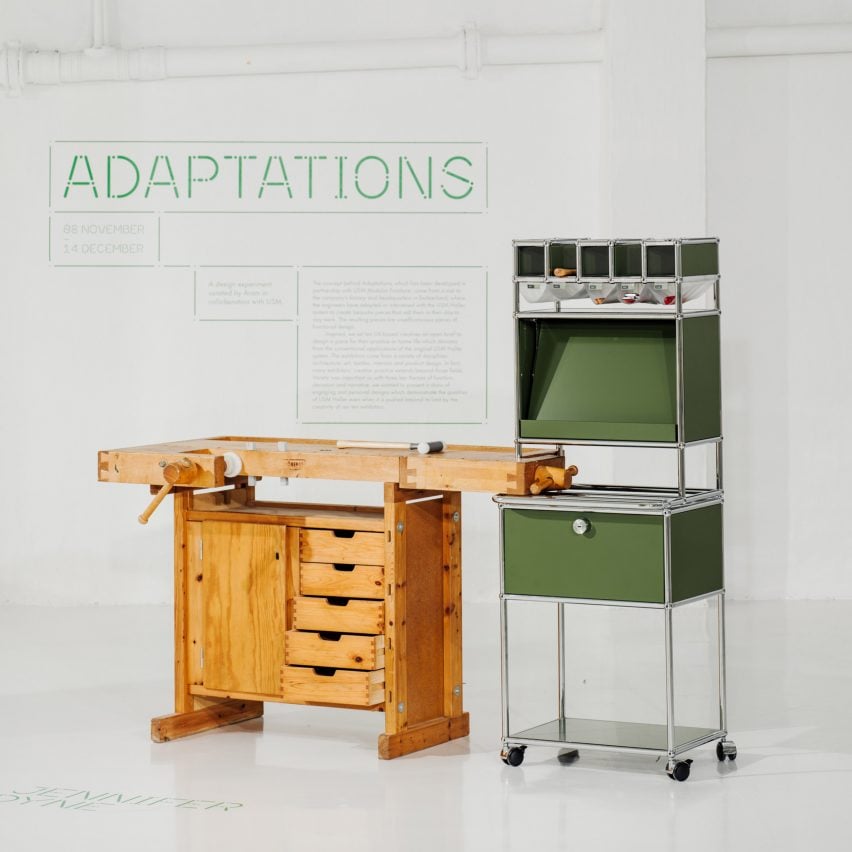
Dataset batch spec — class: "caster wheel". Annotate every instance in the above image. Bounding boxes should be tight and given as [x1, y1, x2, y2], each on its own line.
[716, 740, 737, 761]
[501, 746, 526, 767]
[557, 748, 580, 765]
[667, 759, 692, 782]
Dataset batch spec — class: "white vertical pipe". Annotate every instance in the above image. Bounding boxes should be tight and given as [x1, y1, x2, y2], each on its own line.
[91, 0, 106, 50]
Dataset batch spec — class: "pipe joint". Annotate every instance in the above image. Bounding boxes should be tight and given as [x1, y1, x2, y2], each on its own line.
[461, 23, 481, 79]
[1, 41, 24, 95]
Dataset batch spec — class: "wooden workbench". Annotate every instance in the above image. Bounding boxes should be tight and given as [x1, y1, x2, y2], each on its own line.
[98, 437, 561, 758]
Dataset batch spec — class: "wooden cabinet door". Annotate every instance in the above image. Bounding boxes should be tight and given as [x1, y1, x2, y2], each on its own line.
[200, 520, 286, 696]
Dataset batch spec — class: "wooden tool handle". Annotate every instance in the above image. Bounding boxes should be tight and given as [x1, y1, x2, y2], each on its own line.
[529, 464, 579, 495]
[552, 268, 577, 278]
[138, 482, 173, 524]
[138, 459, 199, 524]
[529, 476, 553, 495]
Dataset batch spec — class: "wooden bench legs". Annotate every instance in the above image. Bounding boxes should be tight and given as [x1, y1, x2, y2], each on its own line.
[152, 699, 264, 743]
[379, 712, 470, 759]
[152, 487, 469, 759]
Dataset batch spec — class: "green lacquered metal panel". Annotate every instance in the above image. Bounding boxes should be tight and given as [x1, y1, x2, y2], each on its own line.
[680, 241, 719, 277]
[518, 319, 676, 443]
[517, 319, 537, 421]
[682, 315, 721, 442]
[670, 504, 723, 601]
[503, 508, 665, 603]
[520, 419, 676, 442]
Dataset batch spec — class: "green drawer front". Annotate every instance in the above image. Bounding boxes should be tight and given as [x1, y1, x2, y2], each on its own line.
[503, 509, 664, 603]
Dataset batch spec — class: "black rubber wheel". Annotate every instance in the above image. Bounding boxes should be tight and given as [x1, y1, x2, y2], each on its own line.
[503, 747, 526, 767]
[670, 760, 691, 782]
[716, 741, 737, 761]
[557, 748, 580, 765]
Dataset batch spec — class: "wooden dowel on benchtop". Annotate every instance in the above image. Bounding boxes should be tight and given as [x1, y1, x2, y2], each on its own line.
[529, 464, 579, 495]
[138, 458, 198, 524]
[336, 440, 445, 454]
[337, 440, 413, 451]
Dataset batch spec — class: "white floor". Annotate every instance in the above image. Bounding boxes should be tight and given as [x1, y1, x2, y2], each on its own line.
[1, 600, 851, 851]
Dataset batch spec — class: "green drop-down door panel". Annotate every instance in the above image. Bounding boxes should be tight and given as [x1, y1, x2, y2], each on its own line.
[502, 503, 723, 604]
[503, 509, 665, 603]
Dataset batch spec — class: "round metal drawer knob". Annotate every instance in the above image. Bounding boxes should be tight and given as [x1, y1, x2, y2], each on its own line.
[572, 518, 590, 536]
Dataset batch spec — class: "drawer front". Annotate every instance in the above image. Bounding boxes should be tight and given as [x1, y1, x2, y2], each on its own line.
[300, 562, 384, 600]
[300, 529, 385, 566]
[293, 596, 385, 634]
[503, 508, 664, 603]
[281, 665, 385, 707]
[285, 630, 384, 671]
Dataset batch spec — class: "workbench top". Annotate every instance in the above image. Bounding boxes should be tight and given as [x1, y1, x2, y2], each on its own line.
[98, 436, 561, 495]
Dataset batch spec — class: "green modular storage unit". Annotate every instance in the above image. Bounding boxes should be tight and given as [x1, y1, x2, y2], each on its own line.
[500, 236, 735, 782]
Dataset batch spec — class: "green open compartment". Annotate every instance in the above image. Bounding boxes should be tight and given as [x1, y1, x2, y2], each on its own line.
[547, 241, 578, 277]
[517, 316, 720, 443]
[614, 241, 643, 278]
[579, 243, 611, 279]
[645, 244, 676, 278]
[515, 243, 546, 278]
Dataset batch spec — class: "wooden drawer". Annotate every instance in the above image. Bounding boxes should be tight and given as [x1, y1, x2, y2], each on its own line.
[285, 630, 385, 671]
[300, 562, 384, 599]
[293, 596, 384, 634]
[300, 529, 385, 566]
[281, 665, 385, 707]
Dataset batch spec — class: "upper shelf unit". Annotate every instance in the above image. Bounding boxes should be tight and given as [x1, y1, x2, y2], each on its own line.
[514, 238, 719, 316]
[516, 314, 721, 445]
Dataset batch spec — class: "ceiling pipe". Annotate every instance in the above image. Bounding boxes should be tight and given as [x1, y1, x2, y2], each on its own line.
[0, 26, 603, 94]
[708, 23, 852, 59]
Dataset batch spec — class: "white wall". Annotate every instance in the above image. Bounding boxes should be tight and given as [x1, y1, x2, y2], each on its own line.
[707, 0, 852, 598]
[3, 0, 852, 604]
[0, 0, 604, 604]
